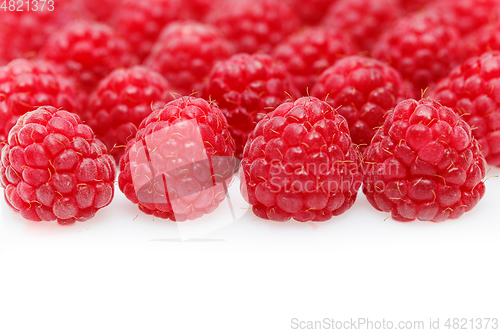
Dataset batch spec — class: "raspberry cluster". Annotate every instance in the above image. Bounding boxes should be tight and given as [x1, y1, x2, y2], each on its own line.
[0, 106, 116, 224]
[433, 51, 500, 166]
[145, 21, 234, 96]
[273, 26, 358, 96]
[38, 21, 137, 94]
[202, 53, 299, 158]
[118, 97, 235, 221]
[311, 56, 407, 149]
[208, 0, 300, 54]
[0, 59, 79, 143]
[83, 66, 173, 160]
[241, 97, 362, 222]
[363, 98, 486, 222]
[373, 12, 463, 97]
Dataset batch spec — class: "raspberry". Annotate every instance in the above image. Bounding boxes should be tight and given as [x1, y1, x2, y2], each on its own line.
[83, 66, 173, 161]
[285, 0, 335, 25]
[373, 12, 463, 98]
[322, 0, 401, 52]
[0, 59, 79, 143]
[201, 53, 300, 159]
[145, 21, 234, 96]
[424, 0, 500, 37]
[0, 106, 116, 225]
[311, 56, 407, 149]
[462, 23, 500, 58]
[110, 0, 185, 61]
[433, 51, 500, 166]
[362, 98, 486, 222]
[272, 26, 358, 96]
[240, 96, 362, 222]
[207, 0, 300, 54]
[118, 97, 236, 221]
[0, 0, 90, 64]
[38, 21, 138, 95]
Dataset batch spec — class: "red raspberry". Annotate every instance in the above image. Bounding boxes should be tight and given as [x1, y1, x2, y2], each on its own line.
[362, 98, 486, 222]
[207, 0, 300, 54]
[322, 0, 401, 52]
[0, 59, 79, 143]
[110, 0, 185, 61]
[311, 56, 407, 149]
[285, 0, 336, 25]
[272, 26, 358, 96]
[462, 23, 500, 58]
[0, 0, 90, 64]
[145, 21, 234, 96]
[83, 66, 173, 161]
[38, 21, 138, 95]
[373, 12, 463, 98]
[240, 96, 362, 222]
[424, 0, 500, 37]
[433, 51, 500, 166]
[201, 53, 300, 159]
[118, 97, 236, 221]
[0, 106, 116, 225]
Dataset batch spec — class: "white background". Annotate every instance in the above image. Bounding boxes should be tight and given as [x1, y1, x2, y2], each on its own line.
[1, 168, 499, 333]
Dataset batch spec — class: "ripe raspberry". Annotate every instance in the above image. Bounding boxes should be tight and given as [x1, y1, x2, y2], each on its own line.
[462, 23, 500, 58]
[424, 0, 500, 37]
[285, 0, 336, 25]
[362, 98, 486, 222]
[0, 59, 79, 143]
[373, 12, 463, 98]
[83, 66, 173, 161]
[110, 0, 185, 61]
[201, 53, 300, 159]
[272, 26, 358, 96]
[322, 0, 401, 52]
[311, 56, 407, 149]
[240, 96, 362, 222]
[145, 21, 234, 96]
[0, 1, 90, 64]
[433, 51, 500, 166]
[207, 0, 300, 54]
[38, 21, 138, 95]
[118, 97, 236, 221]
[0, 106, 116, 225]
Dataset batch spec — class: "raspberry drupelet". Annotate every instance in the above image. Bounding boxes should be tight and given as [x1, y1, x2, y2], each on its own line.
[373, 12, 463, 98]
[322, 0, 401, 52]
[0, 106, 116, 225]
[207, 0, 300, 54]
[240, 96, 363, 222]
[362, 98, 486, 222]
[145, 21, 234, 97]
[118, 97, 236, 221]
[83, 66, 173, 161]
[272, 26, 358, 96]
[202, 53, 300, 159]
[433, 51, 500, 166]
[38, 21, 138, 95]
[0, 59, 79, 143]
[311, 56, 407, 149]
